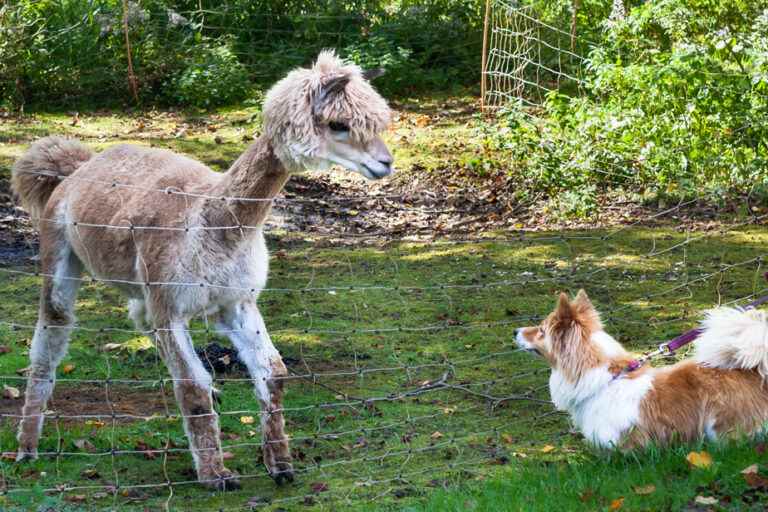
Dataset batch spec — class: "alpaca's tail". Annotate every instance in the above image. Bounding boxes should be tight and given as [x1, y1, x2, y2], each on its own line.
[694, 307, 768, 379]
[11, 136, 93, 226]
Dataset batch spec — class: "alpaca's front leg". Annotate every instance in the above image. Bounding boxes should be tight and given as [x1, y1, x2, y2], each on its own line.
[154, 319, 240, 490]
[218, 302, 294, 484]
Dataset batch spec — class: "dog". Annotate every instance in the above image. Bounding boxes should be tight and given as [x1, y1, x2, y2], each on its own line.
[515, 290, 768, 449]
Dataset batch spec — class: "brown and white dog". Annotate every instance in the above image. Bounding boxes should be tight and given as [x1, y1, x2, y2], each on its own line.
[515, 290, 768, 448]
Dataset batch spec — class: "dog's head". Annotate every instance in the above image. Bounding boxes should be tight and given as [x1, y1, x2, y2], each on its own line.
[515, 290, 627, 382]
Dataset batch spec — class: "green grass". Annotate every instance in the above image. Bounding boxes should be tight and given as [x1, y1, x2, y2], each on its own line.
[2, 107, 768, 511]
[410, 441, 768, 511]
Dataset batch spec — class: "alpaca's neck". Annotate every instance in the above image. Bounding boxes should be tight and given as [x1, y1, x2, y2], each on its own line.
[202, 136, 290, 231]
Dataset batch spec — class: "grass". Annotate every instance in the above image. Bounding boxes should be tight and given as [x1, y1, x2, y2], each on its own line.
[1, 106, 768, 511]
[410, 441, 768, 511]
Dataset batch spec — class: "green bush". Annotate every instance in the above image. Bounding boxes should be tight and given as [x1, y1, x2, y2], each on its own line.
[166, 42, 251, 107]
[483, 0, 768, 212]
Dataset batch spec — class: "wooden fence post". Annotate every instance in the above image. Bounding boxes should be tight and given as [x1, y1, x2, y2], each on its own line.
[481, 0, 492, 110]
[122, 0, 140, 104]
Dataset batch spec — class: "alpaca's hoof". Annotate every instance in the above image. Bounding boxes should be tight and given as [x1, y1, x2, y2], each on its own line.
[270, 463, 295, 486]
[201, 470, 241, 491]
[16, 447, 38, 462]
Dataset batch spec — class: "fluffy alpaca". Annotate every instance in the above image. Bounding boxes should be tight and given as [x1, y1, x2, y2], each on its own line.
[11, 51, 394, 489]
[515, 291, 768, 449]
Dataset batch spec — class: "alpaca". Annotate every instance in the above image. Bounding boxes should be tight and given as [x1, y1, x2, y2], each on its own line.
[11, 51, 393, 490]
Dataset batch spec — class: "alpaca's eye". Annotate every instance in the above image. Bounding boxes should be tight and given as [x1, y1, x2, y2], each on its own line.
[328, 121, 350, 132]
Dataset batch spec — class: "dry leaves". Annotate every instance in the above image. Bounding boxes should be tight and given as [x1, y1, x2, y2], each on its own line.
[540, 445, 556, 453]
[240, 416, 255, 425]
[633, 484, 656, 495]
[686, 451, 713, 469]
[430, 431, 444, 440]
[73, 439, 96, 453]
[62, 363, 76, 374]
[609, 497, 624, 510]
[694, 496, 718, 505]
[2, 384, 20, 399]
[0, 345, 11, 354]
[741, 463, 768, 489]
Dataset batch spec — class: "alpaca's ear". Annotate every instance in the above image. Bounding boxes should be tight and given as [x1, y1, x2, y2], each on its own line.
[362, 68, 385, 81]
[313, 75, 350, 118]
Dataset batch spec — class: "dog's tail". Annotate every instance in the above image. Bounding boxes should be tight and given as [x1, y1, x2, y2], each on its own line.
[11, 136, 93, 227]
[694, 307, 768, 379]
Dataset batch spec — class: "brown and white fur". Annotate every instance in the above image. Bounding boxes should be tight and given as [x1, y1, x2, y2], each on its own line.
[515, 291, 768, 449]
[11, 51, 393, 489]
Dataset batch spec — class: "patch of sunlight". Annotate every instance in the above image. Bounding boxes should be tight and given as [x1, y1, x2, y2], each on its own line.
[600, 254, 646, 267]
[400, 246, 474, 262]
[0, 144, 24, 161]
[272, 331, 325, 346]
[121, 336, 154, 352]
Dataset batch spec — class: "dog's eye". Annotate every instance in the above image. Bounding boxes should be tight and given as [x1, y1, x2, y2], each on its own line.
[328, 121, 350, 132]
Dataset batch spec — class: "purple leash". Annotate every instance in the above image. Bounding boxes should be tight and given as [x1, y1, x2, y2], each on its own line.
[623, 292, 768, 374]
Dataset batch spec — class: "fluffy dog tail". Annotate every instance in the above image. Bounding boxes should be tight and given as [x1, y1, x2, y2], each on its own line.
[11, 136, 93, 226]
[694, 307, 768, 379]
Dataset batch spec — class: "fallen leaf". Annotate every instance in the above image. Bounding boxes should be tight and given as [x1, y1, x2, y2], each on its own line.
[741, 464, 759, 475]
[2, 384, 20, 399]
[609, 497, 624, 510]
[73, 439, 96, 453]
[694, 496, 718, 505]
[430, 431, 444, 440]
[1, 452, 17, 461]
[62, 364, 75, 374]
[240, 416, 255, 425]
[0, 345, 11, 354]
[103, 343, 123, 351]
[501, 434, 514, 445]
[686, 451, 713, 469]
[310, 482, 329, 493]
[222, 451, 234, 460]
[81, 468, 100, 479]
[442, 407, 456, 415]
[135, 441, 157, 460]
[85, 420, 106, 428]
[65, 494, 86, 503]
[633, 484, 656, 495]
[741, 464, 768, 488]
[219, 354, 231, 366]
[540, 445, 556, 453]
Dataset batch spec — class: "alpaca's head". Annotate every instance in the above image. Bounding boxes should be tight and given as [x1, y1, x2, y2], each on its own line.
[262, 50, 394, 179]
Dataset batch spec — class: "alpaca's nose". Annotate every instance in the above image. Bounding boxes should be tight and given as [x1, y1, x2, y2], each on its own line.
[378, 158, 393, 170]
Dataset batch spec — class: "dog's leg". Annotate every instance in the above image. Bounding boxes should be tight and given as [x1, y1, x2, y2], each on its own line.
[152, 312, 239, 490]
[217, 301, 294, 484]
[17, 241, 82, 459]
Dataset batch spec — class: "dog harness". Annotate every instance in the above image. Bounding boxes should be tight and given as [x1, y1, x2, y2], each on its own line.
[621, 291, 768, 375]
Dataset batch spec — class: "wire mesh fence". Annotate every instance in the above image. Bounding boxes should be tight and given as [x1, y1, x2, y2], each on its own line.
[481, 0, 588, 110]
[1, 168, 766, 509]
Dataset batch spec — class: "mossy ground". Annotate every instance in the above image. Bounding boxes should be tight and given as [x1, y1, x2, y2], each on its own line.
[1, 106, 767, 511]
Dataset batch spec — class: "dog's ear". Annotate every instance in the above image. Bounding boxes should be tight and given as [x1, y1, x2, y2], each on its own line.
[573, 289, 602, 330]
[554, 292, 573, 323]
[573, 289, 593, 312]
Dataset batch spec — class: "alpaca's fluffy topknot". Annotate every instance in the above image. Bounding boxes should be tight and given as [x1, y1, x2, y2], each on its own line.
[262, 50, 391, 169]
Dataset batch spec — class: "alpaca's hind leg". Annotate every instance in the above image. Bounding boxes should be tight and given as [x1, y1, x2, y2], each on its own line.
[17, 243, 82, 459]
[127, 299, 148, 331]
[152, 313, 240, 490]
[217, 301, 294, 484]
